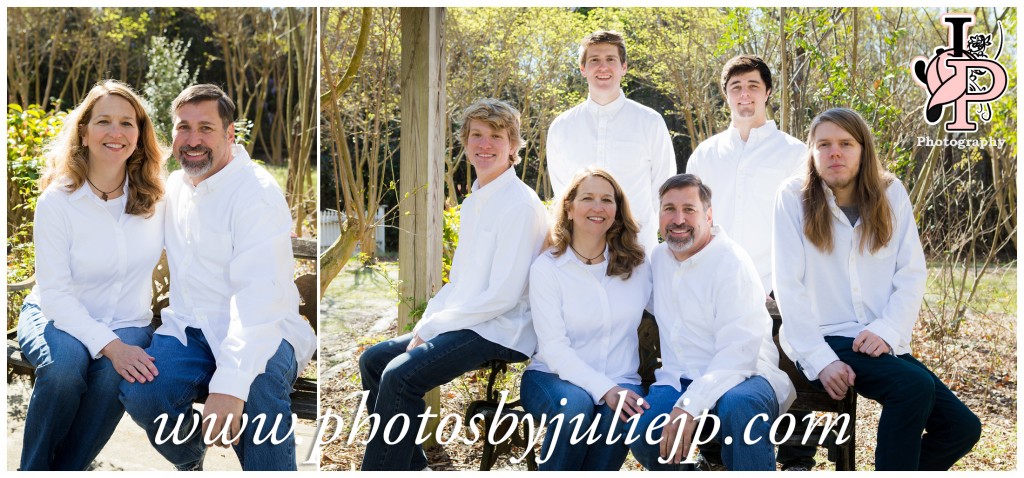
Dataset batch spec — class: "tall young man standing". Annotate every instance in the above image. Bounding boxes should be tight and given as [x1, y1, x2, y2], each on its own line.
[547, 30, 675, 253]
[685, 54, 811, 470]
[685, 54, 805, 295]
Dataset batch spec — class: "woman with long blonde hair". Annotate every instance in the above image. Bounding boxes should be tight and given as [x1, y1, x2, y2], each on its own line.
[17, 79, 167, 470]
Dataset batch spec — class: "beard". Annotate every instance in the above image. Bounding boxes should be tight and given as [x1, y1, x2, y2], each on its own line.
[664, 224, 695, 254]
[178, 145, 213, 178]
[821, 169, 857, 192]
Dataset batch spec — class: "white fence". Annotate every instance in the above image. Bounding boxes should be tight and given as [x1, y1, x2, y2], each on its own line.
[319, 207, 386, 255]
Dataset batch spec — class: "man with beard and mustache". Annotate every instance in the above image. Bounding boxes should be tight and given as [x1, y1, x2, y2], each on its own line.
[120, 84, 316, 471]
[683, 54, 814, 471]
[773, 108, 980, 470]
[626, 174, 794, 471]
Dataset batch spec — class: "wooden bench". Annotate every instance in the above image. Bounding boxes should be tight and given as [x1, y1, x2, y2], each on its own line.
[470, 300, 857, 471]
[6, 237, 319, 421]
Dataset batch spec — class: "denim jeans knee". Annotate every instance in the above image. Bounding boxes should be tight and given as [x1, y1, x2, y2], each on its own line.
[232, 339, 299, 471]
[18, 302, 154, 470]
[360, 330, 526, 471]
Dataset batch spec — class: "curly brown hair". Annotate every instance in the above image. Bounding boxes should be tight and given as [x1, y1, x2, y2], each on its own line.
[39, 79, 166, 217]
[549, 168, 646, 279]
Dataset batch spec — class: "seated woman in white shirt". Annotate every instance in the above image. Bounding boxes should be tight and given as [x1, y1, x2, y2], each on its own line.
[521, 168, 652, 471]
[358, 99, 549, 471]
[16, 80, 166, 470]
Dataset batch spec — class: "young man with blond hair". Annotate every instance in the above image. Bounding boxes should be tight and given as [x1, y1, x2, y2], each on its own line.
[358, 99, 548, 471]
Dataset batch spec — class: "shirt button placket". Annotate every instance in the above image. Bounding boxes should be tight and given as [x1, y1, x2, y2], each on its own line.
[597, 110, 608, 164]
[110, 224, 128, 319]
[849, 248, 867, 323]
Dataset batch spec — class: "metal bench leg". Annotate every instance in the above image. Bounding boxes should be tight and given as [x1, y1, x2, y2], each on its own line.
[480, 439, 496, 471]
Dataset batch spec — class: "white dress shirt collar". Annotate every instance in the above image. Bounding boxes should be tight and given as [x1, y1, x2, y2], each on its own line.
[66, 174, 131, 204]
[727, 119, 781, 143]
[585, 89, 627, 116]
[551, 244, 611, 268]
[665, 224, 724, 269]
[471, 164, 517, 198]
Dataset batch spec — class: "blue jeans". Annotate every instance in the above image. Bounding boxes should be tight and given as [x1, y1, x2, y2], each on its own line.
[629, 376, 779, 471]
[358, 330, 528, 470]
[520, 369, 644, 470]
[17, 302, 154, 470]
[819, 335, 980, 470]
[119, 327, 298, 471]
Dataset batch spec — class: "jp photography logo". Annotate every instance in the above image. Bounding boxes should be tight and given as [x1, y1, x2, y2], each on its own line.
[911, 13, 1008, 141]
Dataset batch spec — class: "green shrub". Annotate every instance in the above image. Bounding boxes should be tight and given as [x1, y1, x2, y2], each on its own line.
[7, 103, 65, 241]
[7, 103, 63, 329]
[441, 204, 461, 284]
[142, 35, 197, 144]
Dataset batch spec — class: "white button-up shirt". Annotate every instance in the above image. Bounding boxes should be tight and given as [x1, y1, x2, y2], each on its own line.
[773, 177, 927, 381]
[526, 250, 652, 404]
[686, 120, 806, 294]
[413, 167, 548, 356]
[161, 145, 316, 401]
[651, 226, 795, 416]
[28, 179, 164, 358]
[547, 91, 676, 252]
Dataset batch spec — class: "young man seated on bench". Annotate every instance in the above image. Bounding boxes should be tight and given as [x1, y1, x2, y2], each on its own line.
[773, 108, 980, 470]
[356, 98, 548, 471]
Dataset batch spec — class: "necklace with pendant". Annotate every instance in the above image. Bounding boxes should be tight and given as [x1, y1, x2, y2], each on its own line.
[86, 170, 126, 201]
[569, 243, 604, 265]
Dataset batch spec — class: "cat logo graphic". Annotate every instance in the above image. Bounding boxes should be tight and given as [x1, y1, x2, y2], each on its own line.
[911, 14, 1008, 132]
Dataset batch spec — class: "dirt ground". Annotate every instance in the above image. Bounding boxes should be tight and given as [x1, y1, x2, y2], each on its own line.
[319, 262, 1016, 471]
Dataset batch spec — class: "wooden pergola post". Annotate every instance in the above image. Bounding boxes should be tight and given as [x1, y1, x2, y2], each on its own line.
[398, 6, 445, 444]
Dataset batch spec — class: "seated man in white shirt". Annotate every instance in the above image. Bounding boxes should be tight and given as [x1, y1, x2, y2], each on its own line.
[628, 174, 795, 471]
[546, 30, 676, 253]
[120, 84, 317, 471]
[357, 99, 548, 471]
[685, 53, 811, 471]
[774, 108, 980, 470]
